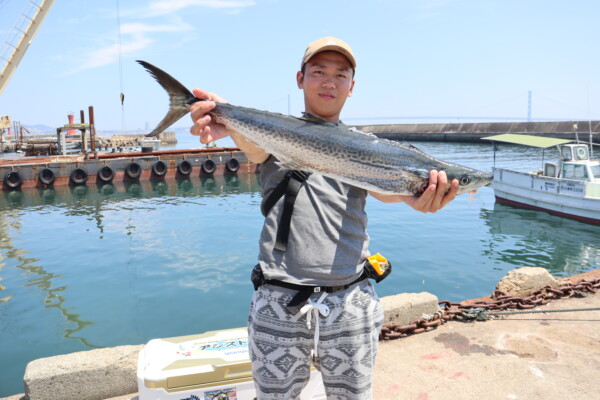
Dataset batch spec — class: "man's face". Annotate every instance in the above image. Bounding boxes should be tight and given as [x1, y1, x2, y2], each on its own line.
[297, 51, 355, 122]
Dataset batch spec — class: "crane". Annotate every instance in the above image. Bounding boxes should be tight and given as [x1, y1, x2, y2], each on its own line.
[0, 0, 55, 95]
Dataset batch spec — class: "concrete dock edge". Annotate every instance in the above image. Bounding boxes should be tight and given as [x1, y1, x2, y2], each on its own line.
[3, 267, 599, 400]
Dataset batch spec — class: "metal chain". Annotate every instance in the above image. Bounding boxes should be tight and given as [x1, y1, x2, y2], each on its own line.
[379, 277, 600, 341]
[461, 306, 600, 321]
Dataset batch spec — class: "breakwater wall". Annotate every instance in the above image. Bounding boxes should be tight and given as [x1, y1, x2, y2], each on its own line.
[358, 120, 600, 143]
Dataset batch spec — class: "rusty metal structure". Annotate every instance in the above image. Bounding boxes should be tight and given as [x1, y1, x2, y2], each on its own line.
[0, 146, 255, 190]
[380, 277, 600, 340]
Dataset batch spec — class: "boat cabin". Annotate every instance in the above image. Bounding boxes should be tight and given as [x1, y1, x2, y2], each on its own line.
[544, 144, 600, 183]
[482, 133, 600, 224]
[483, 134, 599, 183]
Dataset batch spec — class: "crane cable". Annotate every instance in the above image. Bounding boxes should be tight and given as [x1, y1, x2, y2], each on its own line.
[116, 0, 126, 133]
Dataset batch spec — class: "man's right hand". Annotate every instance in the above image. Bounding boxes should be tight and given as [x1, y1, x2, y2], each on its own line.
[189, 88, 233, 144]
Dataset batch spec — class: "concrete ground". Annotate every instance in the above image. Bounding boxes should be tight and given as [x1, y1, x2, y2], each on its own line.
[3, 270, 599, 400]
[372, 289, 600, 400]
[97, 289, 600, 400]
[50, 293, 600, 400]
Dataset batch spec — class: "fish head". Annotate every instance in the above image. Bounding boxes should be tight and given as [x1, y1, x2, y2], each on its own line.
[445, 167, 493, 195]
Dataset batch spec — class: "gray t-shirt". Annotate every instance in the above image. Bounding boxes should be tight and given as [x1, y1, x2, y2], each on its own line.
[258, 156, 371, 286]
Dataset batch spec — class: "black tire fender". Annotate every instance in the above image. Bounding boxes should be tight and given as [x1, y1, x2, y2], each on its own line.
[225, 157, 240, 173]
[4, 171, 23, 189]
[39, 168, 55, 185]
[97, 166, 115, 183]
[177, 160, 192, 176]
[151, 160, 168, 177]
[201, 159, 216, 174]
[125, 162, 142, 179]
[70, 168, 88, 185]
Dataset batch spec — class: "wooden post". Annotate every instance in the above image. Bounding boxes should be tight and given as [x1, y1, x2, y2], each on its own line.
[89, 106, 96, 152]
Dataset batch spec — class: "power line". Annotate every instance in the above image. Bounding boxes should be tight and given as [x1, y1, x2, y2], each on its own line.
[533, 91, 589, 114]
[116, 0, 126, 134]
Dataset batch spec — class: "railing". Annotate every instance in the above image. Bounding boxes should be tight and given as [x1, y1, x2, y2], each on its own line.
[494, 168, 589, 198]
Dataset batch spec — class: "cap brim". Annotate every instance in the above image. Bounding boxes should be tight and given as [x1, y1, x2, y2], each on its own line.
[303, 47, 356, 70]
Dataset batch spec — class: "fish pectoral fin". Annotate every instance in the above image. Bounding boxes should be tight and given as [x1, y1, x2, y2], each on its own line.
[275, 159, 309, 172]
[301, 112, 332, 124]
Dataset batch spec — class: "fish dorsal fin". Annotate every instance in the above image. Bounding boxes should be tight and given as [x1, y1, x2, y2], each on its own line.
[301, 112, 338, 125]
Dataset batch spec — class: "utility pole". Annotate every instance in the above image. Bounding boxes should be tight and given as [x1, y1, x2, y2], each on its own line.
[527, 90, 532, 122]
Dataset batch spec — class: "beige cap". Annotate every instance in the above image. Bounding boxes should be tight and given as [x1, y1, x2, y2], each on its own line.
[301, 36, 356, 70]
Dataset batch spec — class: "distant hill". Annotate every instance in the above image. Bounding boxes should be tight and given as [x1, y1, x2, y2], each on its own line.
[21, 124, 189, 137]
[23, 124, 54, 134]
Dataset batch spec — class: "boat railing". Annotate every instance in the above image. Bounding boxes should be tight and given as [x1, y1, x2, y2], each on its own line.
[494, 167, 590, 198]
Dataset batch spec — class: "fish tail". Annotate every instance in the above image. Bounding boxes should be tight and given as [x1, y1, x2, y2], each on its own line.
[137, 60, 198, 137]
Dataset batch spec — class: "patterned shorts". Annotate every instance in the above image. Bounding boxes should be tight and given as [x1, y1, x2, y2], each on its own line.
[248, 280, 384, 400]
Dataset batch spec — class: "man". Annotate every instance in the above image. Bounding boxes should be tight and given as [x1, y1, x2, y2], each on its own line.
[190, 37, 458, 399]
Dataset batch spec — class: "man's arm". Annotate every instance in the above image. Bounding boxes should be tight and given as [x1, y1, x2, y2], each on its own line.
[189, 88, 269, 163]
[369, 170, 459, 213]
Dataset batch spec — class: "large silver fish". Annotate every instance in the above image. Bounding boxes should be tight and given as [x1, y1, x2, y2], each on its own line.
[138, 60, 492, 196]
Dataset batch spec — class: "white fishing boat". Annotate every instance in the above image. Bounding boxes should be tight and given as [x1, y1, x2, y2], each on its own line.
[483, 133, 600, 225]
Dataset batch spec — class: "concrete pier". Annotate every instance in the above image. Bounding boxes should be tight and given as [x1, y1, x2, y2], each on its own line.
[2, 267, 599, 400]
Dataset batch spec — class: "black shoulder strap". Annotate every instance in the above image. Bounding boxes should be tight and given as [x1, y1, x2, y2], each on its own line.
[261, 171, 291, 217]
[261, 170, 311, 252]
[274, 170, 310, 251]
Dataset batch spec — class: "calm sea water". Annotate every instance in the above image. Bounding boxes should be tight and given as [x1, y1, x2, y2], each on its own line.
[1, 139, 600, 396]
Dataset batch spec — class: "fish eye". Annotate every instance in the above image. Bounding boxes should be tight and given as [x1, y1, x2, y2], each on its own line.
[459, 175, 471, 186]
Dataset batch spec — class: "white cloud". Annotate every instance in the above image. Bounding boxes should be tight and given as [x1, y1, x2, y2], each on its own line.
[73, 15, 193, 72]
[143, 0, 255, 17]
[67, 0, 250, 73]
[120, 21, 193, 34]
[78, 35, 153, 71]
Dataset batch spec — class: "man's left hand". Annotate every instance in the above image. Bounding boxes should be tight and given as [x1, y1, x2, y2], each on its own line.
[369, 170, 459, 213]
[403, 170, 458, 213]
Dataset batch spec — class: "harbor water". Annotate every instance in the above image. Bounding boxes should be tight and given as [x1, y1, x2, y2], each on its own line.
[1, 137, 600, 396]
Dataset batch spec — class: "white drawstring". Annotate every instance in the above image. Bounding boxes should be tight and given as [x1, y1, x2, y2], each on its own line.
[299, 291, 329, 359]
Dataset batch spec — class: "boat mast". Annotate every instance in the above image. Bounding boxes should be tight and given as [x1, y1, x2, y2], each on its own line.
[589, 119, 594, 158]
[588, 88, 594, 158]
[0, 0, 56, 95]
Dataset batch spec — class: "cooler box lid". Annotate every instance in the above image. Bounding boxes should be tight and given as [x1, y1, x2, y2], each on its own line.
[139, 327, 253, 391]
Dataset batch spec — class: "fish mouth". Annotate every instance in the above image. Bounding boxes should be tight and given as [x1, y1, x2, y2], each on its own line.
[449, 171, 493, 195]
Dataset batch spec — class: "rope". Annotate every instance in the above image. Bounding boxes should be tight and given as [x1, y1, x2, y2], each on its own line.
[116, 0, 126, 133]
[461, 306, 600, 321]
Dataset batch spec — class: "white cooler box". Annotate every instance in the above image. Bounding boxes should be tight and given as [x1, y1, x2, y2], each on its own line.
[137, 327, 326, 400]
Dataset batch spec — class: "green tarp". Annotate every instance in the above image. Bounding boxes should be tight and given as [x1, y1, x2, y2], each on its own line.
[482, 134, 573, 148]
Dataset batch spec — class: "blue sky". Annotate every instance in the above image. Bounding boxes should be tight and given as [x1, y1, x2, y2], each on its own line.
[0, 0, 598, 133]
